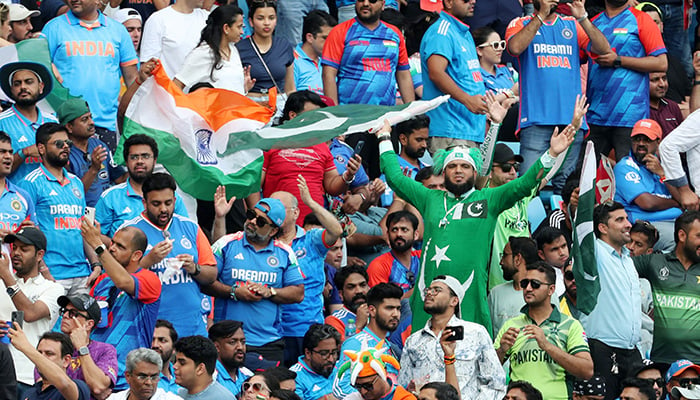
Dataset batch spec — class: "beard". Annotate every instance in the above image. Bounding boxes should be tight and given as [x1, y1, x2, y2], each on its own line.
[220, 355, 245, 371]
[15, 95, 40, 107]
[682, 241, 700, 264]
[502, 265, 517, 282]
[424, 300, 449, 315]
[346, 293, 366, 312]
[374, 313, 399, 332]
[356, 10, 380, 25]
[404, 146, 426, 160]
[45, 151, 68, 168]
[390, 237, 413, 253]
[444, 175, 475, 197]
[128, 169, 151, 184]
[245, 223, 272, 244]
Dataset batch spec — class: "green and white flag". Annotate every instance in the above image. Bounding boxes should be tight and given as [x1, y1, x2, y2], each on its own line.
[572, 141, 600, 315]
[117, 63, 449, 200]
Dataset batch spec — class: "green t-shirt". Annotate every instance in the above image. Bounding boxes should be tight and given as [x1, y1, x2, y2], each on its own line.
[494, 306, 589, 400]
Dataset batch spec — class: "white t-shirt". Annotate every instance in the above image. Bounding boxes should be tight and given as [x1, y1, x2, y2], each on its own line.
[140, 6, 209, 78]
[175, 43, 245, 94]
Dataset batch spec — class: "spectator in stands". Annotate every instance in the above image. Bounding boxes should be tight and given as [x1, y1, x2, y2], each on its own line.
[0, 227, 62, 395]
[242, 371, 281, 400]
[586, 0, 667, 163]
[9, 329, 91, 400]
[534, 227, 570, 297]
[367, 211, 421, 294]
[58, 293, 119, 399]
[206, 197, 303, 362]
[417, 382, 460, 400]
[400, 275, 506, 399]
[237, 0, 294, 104]
[613, 119, 681, 252]
[333, 283, 402, 399]
[152, 320, 179, 394]
[106, 348, 179, 400]
[507, 0, 608, 190]
[634, 360, 667, 400]
[140, 0, 208, 79]
[672, 386, 700, 400]
[266, 367, 295, 391]
[113, 9, 142, 53]
[488, 143, 531, 290]
[208, 320, 253, 396]
[41, 0, 138, 152]
[336, 342, 412, 400]
[0, 132, 35, 238]
[0, 62, 57, 183]
[289, 324, 340, 400]
[619, 378, 656, 400]
[173, 336, 234, 400]
[95, 134, 187, 239]
[503, 381, 543, 400]
[414, 166, 445, 191]
[175, 5, 249, 94]
[534, 175, 579, 243]
[275, 0, 328, 48]
[19, 123, 96, 295]
[558, 260, 585, 321]
[666, 360, 700, 400]
[125, 173, 216, 337]
[59, 99, 126, 208]
[573, 376, 606, 400]
[626, 220, 659, 257]
[420, 0, 487, 151]
[293, 10, 336, 94]
[488, 236, 540, 334]
[0, 341, 16, 400]
[322, 0, 413, 106]
[111, 0, 165, 23]
[8, 4, 38, 43]
[325, 265, 370, 341]
[649, 72, 684, 137]
[495, 262, 594, 400]
[81, 220, 161, 391]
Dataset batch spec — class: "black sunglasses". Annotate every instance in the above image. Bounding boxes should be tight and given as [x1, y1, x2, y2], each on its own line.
[641, 378, 665, 387]
[520, 279, 552, 290]
[60, 307, 89, 319]
[352, 376, 379, 392]
[679, 378, 700, 388]
[52, 139, 73, 148]
[564, 270, 575, 281]
[246, 209, 271, 228]
[495, 162, 520, 173]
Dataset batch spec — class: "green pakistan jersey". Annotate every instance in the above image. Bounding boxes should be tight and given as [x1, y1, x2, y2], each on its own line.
[379, 141, 554, 335]
[494, 306, 589, 400]
[634, 252, 700, 362]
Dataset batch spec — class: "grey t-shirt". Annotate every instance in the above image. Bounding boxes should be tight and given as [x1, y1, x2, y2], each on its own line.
[179, 381, 235, 400]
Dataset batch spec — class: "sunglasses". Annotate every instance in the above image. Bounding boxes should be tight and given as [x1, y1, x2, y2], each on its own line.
[640, 378, 665, 387]
[60, 307, 89, 319]
[495, 162, 520, 173]
[564, 270, 575, 281]
[243, 382, 269, 393]
[679, 378, 700, 388]
[356, 0, 381, 3]
[478, 40, 506, 51]
[520, 279, 552, 290]
[52, 139, 73, 148]
[352, 375, 379, 392]
[246, 209, 272, 228]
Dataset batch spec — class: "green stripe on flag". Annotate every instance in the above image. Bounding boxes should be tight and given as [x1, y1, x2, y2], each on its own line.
[121, 118, 263, 200]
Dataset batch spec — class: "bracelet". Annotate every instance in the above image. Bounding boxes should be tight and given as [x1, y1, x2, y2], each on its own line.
[377, 133, 391, 142]
[359, 193, 367, 202]
[135, 77, 143, 86]
[17, 148, 24, 159]
[536, 14, 545, 24]
[444, 355, 456, 365]
[230, 284, 238, 301]
[576, 12, 588, 23]
[504, 89, 515, 99]
[90, 262, 103, 270]
[343, 172, 355, 185]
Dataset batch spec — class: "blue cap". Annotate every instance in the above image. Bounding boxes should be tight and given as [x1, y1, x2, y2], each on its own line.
[666, 359, 700, 382]
[255, 198, 285, 228]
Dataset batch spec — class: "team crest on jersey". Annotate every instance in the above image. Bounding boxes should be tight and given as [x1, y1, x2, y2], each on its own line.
[195, 128, 217, 165]
[659, 266, 670, 281]
[72, 187, 82, 199]
[335, 154, 346, 165]
[267, 255, 279, 267]
[181, 237, 192, 249]
[98, 169, 108, 180]
[625, 171, 641, 184]
[10, 199, 21, 211]
[561, 28, 573, 39]
[201, 296, 211, 312]
[295, 248, 307, 259]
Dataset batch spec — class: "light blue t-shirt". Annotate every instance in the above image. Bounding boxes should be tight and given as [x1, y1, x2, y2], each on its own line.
[179, 380, 235, 400]
[294, 43, 323, 94]
[214, 360, 252, 397]
[0, 180, 35, 231]
[0, 105, 57, 182]
[290, 357, 336, 400]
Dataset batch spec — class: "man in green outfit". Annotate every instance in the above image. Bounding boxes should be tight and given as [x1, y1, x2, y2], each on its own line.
[375, 95, 584, 334]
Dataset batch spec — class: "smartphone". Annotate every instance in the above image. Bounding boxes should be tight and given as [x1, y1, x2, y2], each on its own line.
[446, 325, 464, 341]
[84, 207, 96, 224]
[11, 310, 23, 329]
[354, 140, 365, 156]
[559, 0, 573, 3]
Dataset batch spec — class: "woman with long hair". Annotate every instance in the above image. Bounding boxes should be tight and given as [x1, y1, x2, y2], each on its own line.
[174, 4, 252, 93]
[0, 4, 12, 46]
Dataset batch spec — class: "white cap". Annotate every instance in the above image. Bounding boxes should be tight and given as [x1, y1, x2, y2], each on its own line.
[431, 275, 465, 317]
[113, 8, 142, 24]
[672, 386, 700, 400]
[9, 4, 40, 22]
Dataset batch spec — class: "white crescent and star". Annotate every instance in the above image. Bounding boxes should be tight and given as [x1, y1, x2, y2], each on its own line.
[466, 202, 484, 218]
[431, 245, 451, 269]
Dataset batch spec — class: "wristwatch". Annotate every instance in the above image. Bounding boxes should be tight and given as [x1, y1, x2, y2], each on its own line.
[613, 55, 622, 68]
[6, 283, 20, 298]
[94, 244, 107, 256]
[269, 287, 278, 297]
[78, 346, 90, 356]
[191, 264, 201, 276]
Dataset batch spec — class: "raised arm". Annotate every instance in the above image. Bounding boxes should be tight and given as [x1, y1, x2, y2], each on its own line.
[297, 174, 342, 245]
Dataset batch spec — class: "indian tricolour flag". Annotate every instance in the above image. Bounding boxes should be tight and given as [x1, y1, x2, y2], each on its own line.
[119, 62, 449, 201]
[0, 38, 76, 113]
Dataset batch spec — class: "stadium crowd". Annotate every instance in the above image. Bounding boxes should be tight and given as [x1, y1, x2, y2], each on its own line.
[1, 0, 700, 399]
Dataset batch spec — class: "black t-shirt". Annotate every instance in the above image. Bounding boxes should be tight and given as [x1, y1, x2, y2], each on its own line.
[25, 379, 90, 400]
[0, 344, 17, 400]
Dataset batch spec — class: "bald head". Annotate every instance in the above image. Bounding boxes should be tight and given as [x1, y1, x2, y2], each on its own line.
[118, 226, 148, 253]
[271, 191, 299, 230]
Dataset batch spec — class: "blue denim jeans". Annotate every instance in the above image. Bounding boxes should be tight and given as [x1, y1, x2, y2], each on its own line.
[519, 125, 583, 192]
[659, 3, 692, 78]
[276, 0, 329, 46]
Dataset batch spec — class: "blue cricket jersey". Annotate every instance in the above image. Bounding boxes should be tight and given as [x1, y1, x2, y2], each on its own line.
[290, 357, 336, 400]
[0, 180, 35, 231]
[294, 43, 324, 94]
[0, 105, 57, 182]
[67, 137, 125, 207]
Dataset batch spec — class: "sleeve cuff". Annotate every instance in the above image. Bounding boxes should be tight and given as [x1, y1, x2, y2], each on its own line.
[379, 140, 394, 155]
[540, 151, 556, 168]
[665, 176, 689, 188]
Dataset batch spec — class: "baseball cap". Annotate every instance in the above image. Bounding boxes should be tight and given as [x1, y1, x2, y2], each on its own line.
[9, 4, 40, 21]
[244, 352, 279, 371]
[573, 376, 606, 396]
[493, 143, 524, 164]
[634, 358, 670, 377]
[4, 227, 47, 251]
[666, 360, 700, 382]
[113, 8, 141, 24]
[0, 61, 53, 102]
[631, 119, 662, 141]
[431, 275, 464, 316]
[56, 98, 90, 125]
[58, 294, 101, 323]
[673, 385, 700, 400]
[254, 198, 285, 228]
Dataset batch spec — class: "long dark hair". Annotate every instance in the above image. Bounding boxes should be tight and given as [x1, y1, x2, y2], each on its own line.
[200, 4, 244, 81]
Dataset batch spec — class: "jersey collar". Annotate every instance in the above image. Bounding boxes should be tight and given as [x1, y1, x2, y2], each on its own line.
[125, 178, 141, 198]
[520, 303, 562, 324]
[66, 10, 107, 29]
[10, 105, 46, 129]
[38, 164, 71, 186]
[440, 11, 470, 33]
[140, 211, 173, 233]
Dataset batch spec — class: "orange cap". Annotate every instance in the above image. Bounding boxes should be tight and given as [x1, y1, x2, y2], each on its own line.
[631, 119, 662, 141]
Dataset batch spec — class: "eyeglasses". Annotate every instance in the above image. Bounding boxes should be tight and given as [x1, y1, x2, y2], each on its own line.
[423, 286, 444, 296]
[246, 209, 272, 228]
[478, 40, 506, 51]
[519, 279, 552, 290]
[243, 382, 269, 393]
[60, 307, 89, 319]
[134, 373, 160, 383]
[679, 378, 700, 388]
[564, 270, 575, 281]
[52, 139, 73, 148]
[311, 349, 340, 358]
[640, 378, 665, 387]
[128, 153, 153, 161]
[352, 375, 379, 392]
[495, 162, 520, 173]
[356, 0, 381, 3]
